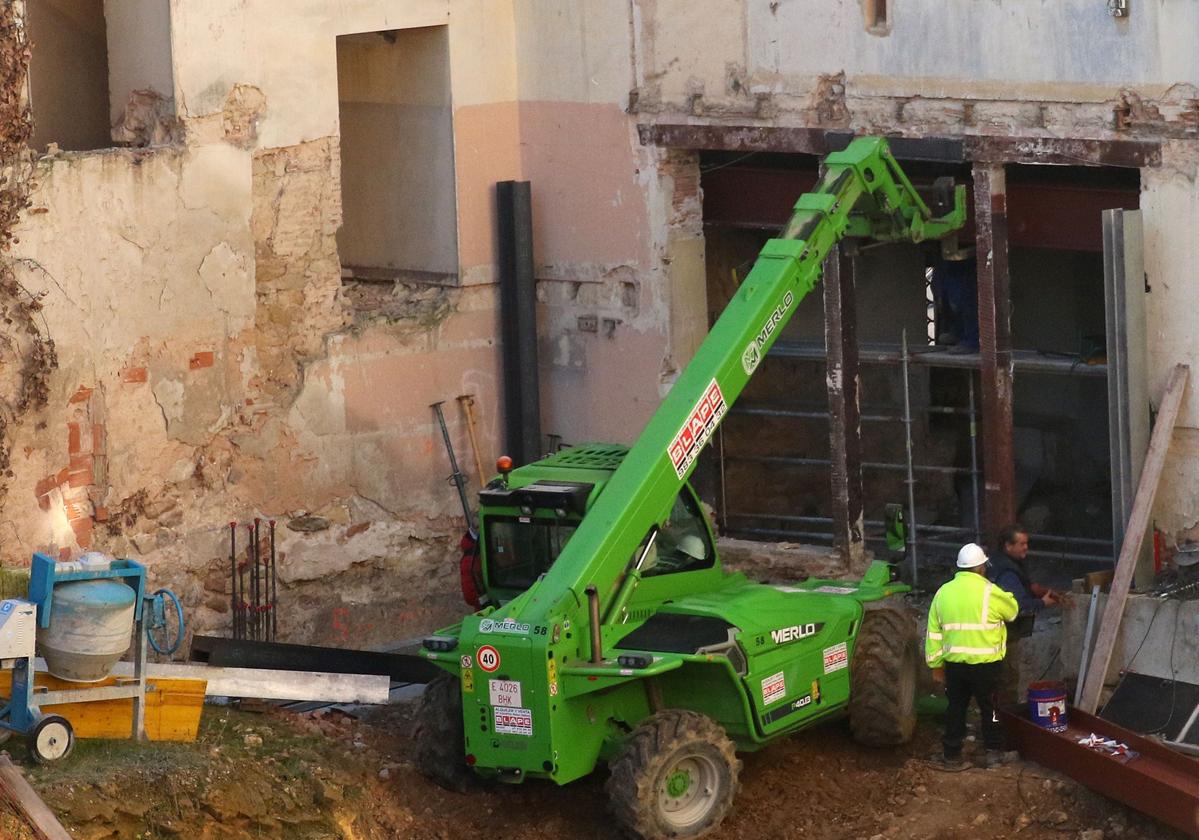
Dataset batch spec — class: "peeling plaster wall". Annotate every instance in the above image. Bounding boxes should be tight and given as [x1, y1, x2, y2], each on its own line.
[4, 0, 504, 648]
[3, 0, 681, 647]
[14, 0, 1198, 648]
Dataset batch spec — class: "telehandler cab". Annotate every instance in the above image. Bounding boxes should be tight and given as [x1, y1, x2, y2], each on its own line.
[418, 137, 967, 839]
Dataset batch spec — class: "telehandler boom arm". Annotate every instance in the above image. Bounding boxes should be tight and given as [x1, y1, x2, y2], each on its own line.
[519, 137, 966, 627]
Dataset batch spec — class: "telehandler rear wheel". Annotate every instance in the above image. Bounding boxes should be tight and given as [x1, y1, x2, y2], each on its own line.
[849, 602, 919, 746]
[606, 709, 740, 839]
[415, 673, 475, 793]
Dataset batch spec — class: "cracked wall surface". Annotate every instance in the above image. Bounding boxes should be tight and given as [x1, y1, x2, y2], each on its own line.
[7, 0, 1199, 646]
[628, 0, 1199, 553]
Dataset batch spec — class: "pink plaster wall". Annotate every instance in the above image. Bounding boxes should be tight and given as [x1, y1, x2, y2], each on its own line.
[519, 101, 650, 269]
[453, 101, 523, 271]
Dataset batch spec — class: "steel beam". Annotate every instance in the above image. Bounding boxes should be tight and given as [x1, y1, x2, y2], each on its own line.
[822, 246, 865, 570]
[973, 163, 1016, 539]
[639, 122, 1160, 169]
[189, 635, 442, 684]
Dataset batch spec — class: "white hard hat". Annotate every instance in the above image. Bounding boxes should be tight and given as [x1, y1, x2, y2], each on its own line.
[677, 535, 707, 561]
[956, 543, 988, 569]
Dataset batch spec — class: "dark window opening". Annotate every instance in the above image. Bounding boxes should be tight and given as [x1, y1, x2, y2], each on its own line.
[27, 0, 175, 152]
[336, 26, 458, 289]
[27, 0, 111, 151]
[697, 150, 1139, 571]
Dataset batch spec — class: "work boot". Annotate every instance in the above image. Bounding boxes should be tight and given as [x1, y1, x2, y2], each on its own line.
[933, 754, 970, 773]
[984, 749, 1020, 768]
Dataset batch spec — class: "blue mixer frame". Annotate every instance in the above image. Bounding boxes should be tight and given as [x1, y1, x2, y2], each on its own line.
[0, 554, 154, 757]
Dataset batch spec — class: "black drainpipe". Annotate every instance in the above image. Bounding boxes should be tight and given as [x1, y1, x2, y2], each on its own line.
[496, 180, 541, 466]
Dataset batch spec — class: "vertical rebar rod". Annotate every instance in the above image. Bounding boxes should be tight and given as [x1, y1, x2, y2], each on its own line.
[253, 520, 262, 642]
[229, 522, 238, 640]
[901, 329, 919, 588]
[968, 371, 982, 544]
[270, 520, 278, 642]
[243, 524, 253, 641]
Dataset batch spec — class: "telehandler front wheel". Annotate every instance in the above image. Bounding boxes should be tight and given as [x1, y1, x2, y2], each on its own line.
[414, 673, 475, 793]
[606, 709, 741, 840]
[848, 602, 920, 746]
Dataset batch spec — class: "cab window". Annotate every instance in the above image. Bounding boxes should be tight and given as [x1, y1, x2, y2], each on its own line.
[485, 517, 577, 591]
[642, 490, 715, 578]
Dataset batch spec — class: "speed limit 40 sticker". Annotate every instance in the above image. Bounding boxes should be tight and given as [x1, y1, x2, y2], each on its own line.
[476, 644, 501, 673]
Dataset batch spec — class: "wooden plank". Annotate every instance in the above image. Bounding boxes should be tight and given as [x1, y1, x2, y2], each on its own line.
[1080, 363, 1189, 713]
[23, 659, 390, 704]
[0, 754, 73, 840]
[108, 662, 391, 704]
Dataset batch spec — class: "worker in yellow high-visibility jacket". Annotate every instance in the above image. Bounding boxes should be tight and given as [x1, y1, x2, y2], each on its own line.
[926, 543, 1019, 771]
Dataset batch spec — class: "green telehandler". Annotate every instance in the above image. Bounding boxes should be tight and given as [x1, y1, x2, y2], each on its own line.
[418, 137, 967, 838]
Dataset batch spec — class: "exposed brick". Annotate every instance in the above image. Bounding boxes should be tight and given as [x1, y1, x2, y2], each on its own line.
[69, 386, 93, 404]
[54, 467, 69, 487]
[189, 350, 215, 370]
[93, 505, 109, 522]
[121, 366, 148, 384]
[68, 466, 94, 489]
[67, 422, 82, 455]
[58, 548, 71, 562]
[34, 476, 57, 511]
[70, 517, 93, 547]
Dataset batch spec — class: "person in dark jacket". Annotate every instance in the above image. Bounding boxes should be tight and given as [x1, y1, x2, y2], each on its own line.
[988, 524, 1063, 704]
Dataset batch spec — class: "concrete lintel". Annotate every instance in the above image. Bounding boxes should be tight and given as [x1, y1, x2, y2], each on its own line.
[638, 122, 1161, 168]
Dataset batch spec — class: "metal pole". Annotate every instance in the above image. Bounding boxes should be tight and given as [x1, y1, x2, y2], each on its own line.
[718, 425, 728, 533]
[968, 371, 982, 544]
[902, 329, 919, 588]
[432, 400, 477, 537]
[1074, 585, 1102, 707]
[586, 585, 603, 664]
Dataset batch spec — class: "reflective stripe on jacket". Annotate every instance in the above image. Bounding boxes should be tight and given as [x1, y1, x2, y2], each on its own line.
[926, 571, 1019, 667]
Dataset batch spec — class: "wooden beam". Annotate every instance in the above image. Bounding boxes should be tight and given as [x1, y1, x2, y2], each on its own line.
[0, 754, 73, 840]
[1079, 364, 1190, 713]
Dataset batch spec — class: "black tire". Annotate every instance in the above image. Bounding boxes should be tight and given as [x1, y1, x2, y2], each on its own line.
[29, 715, 74, 765]
[848, 602, 919, 747]
[414, 674, 474, 792]
[605, 709, 741, 839]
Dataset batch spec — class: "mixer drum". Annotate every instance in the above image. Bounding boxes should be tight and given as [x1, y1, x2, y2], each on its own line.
[37, 579, 136, 682]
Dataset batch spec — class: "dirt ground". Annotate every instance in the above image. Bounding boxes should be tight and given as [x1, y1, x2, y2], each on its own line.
[11, 698, 1186, 840]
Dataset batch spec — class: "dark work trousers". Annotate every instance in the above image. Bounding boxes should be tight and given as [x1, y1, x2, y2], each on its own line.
[998, 635, 1026, 707]
[943, 660, 1003, 759]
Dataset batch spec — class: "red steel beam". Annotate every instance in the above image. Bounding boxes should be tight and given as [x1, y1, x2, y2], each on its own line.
[1001, 706, 1199, 838]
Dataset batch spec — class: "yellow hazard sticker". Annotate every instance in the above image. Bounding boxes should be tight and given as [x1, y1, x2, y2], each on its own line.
[547, 659, 558, 680]
[461, 669, 475, 693]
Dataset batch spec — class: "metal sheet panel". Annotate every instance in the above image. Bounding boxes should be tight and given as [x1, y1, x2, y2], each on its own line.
[1104, 209, 1150, 579]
